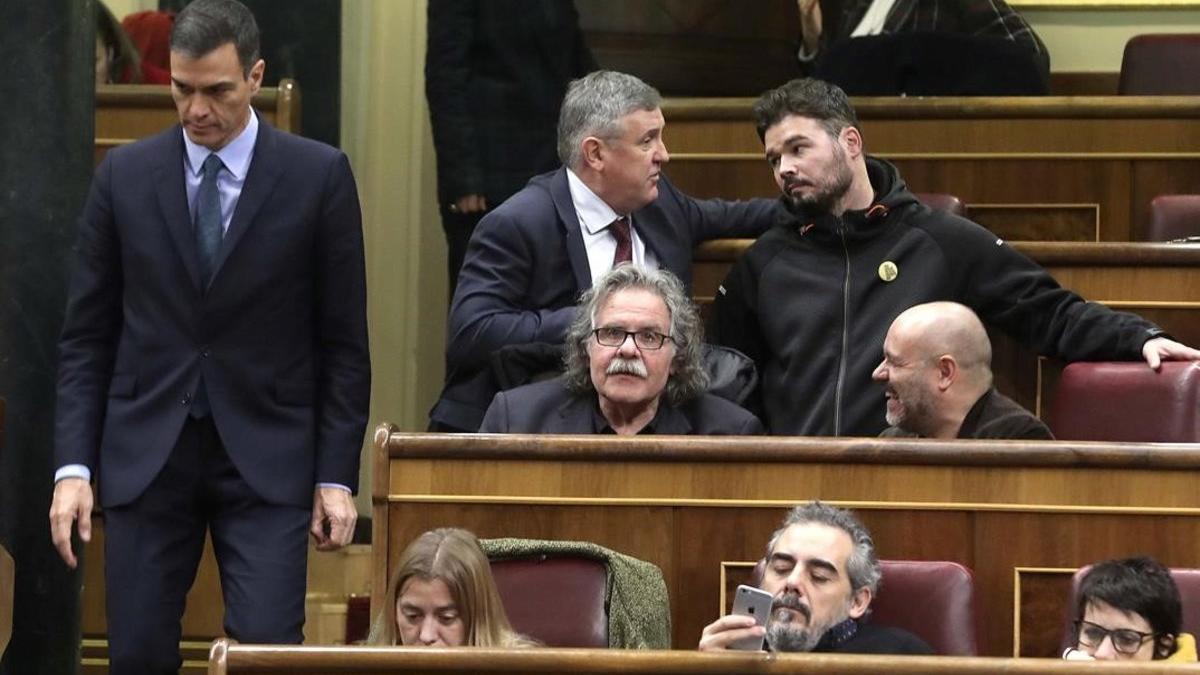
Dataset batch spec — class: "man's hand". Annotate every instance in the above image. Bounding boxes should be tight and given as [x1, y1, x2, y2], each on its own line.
[698, 614, 765, 651]
[310, 486, 357, 551]
[1142, 336, 1200, 370]
[452, 193, 488, 215]
[49, 477, 93, 569]
[797, 0, 822, 57]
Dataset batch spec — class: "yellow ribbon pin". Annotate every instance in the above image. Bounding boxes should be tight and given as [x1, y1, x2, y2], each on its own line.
[878, 261, 898, 282]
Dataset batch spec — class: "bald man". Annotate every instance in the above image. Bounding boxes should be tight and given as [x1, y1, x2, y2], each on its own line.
[871, 302, 1053, 440]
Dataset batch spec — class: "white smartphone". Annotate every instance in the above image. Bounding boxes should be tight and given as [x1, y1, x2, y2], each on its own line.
[728, 584, 773, 651]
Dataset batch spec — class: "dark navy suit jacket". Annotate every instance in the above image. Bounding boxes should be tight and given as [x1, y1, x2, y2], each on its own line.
[430, 167, 780, 431]
[55, 119, 371, 509]
[478, 377, 764, 435]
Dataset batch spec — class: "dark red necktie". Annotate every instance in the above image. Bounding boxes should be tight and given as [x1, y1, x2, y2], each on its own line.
[610, 216, 632, 267]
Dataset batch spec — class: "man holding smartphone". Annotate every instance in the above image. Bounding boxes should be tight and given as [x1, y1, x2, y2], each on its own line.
[699, 502, 931, 654]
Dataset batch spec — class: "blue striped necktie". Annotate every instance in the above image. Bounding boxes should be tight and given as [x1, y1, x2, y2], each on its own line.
[195, 153, 224, 286]
[190, 153, 223, 418]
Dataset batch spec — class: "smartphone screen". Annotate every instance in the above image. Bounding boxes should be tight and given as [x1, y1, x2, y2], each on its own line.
[728, 584, 772, 651]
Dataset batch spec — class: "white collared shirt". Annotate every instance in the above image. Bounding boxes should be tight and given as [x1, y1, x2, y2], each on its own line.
[566, 168, 659, 285]
[182, 108, 259, 235]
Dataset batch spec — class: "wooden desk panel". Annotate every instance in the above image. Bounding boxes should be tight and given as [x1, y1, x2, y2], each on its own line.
[94, 80, 299, 165]
[208, 641, 1200, 674]
[374, 433, 1200, 657]
[662, 96, 1200, 242]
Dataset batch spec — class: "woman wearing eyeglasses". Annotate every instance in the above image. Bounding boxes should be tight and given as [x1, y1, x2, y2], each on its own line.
[1065, 557, 1196, 662]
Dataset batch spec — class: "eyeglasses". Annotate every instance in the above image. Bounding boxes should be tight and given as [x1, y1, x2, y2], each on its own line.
[1075, 619, 1158, 655]
[591, 327, 674, 350]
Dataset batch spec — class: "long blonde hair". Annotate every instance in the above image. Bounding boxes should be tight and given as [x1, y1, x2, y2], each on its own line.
[367, 528, 533, 647]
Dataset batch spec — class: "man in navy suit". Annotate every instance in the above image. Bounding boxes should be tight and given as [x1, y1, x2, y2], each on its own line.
[48, 1, 370, 672]
[431, 70, 781, 432]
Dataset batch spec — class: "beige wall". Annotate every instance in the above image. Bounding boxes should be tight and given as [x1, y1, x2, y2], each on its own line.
[1026, 8, 1200, 71]
[341, 0, 445, 509]
[100, 0, 155, 19]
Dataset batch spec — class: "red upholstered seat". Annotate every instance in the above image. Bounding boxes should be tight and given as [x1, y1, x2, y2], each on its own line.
[1060, 566, 1200, 652]
[1145, 194, 1200, 241]
[1119, 34, 1200, 95]
[489, 555, 608, 647]
[915, 192, 966, 217]
[872, 560, 979, 656]
[751, 558, 979, 655]
[1049, 361, 1200, 442]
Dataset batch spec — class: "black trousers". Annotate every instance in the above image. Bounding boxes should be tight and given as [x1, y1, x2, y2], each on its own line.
[104, 416, 309, 674]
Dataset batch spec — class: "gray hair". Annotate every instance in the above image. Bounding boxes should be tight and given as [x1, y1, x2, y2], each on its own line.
[170, 0, 261, 76]
[557, 71, 662, 169]
[766, 501, 882, 595]
[563, 265, 708, 405]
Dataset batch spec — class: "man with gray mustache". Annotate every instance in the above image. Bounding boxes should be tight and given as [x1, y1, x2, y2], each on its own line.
[478, 265, 762, 435]
[700, 502, 931, 654]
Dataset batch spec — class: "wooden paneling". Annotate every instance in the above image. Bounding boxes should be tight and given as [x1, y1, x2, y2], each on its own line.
[1015, 568, 1075, 658]
[94, 80, 299, 165]
[966, 205, 1099, 242]
[374, 433, 1200, 656]
[208, 641, 1200, 674]
[662, 96, 1200, 241]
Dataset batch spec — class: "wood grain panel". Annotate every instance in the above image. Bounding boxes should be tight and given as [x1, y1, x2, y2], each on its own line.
[376, 434, 1200, 655]
[965, 205, 1099, 242]
[209, 641, 1200, 674]
[663, 96, 1200, 242]
[1015, 568, 1076, 658]
[94, 81, 299, 166]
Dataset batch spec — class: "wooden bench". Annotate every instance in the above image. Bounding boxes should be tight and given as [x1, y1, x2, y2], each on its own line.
[95, 79, 300, 166]
[373, 430, 1200, 657]
[207, 639, 1200, 673]
[663, 95, 1200, 242]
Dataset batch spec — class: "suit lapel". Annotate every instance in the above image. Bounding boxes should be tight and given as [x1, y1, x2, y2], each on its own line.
[153, 128, 203, 292]
[549, 168, 593, 291]
[210, 117, 283, 286]
[632, 202, 676, 275]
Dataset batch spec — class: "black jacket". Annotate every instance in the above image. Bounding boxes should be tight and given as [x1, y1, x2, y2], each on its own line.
[713, 157, 1163, 437]
[478, 377, 763, 435]
[880, 388, 1054, 440]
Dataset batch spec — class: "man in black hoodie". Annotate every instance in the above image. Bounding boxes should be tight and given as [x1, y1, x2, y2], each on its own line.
[712, 78, 1200, 436]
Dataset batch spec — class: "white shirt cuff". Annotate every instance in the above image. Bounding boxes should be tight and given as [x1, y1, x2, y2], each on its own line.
[55, 464, 92, 484]
[317, 482, 351, 493]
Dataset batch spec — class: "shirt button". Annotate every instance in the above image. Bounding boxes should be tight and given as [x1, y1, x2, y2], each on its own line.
[182, 393, 192, 405]
[201, 348, 211, 358]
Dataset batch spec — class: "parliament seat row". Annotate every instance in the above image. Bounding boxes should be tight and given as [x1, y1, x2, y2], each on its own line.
[1120, 34, 1200, 96]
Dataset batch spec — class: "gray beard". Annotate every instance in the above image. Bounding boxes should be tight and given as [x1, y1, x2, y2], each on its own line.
[764, 604, 850, 653]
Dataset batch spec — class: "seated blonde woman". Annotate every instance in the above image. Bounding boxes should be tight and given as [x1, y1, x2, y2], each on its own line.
[368, 528, 535, 647]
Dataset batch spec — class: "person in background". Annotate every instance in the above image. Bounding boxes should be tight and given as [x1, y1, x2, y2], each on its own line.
[479, 265, 763, 435]
[425, 0, 596, 299]
[432, 70, 779, 433]
[796, 0, 1048, 75]
[97, 2, 171, 84]
[712, 77, 1200, 437]
[1066, 557, 1196, 662]
[368, 528, 536, 647]
[122, 9, 176, 81]
[873, 302, 1052, 440]
[700, 501, 931, 654]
